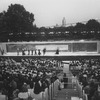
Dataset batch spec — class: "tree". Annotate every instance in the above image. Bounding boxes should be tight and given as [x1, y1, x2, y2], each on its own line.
[0, 11, 6, 31]
[75, 22, 85, 29]
[86, 19, 100, 29]
[5, 4, 35, 41]
[86, 19, 100, 39]
[0, 11, 9, 41]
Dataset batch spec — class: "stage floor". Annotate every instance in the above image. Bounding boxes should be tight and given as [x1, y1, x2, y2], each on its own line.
[1, 51, 100, 61]
[3, 51, 100, 57]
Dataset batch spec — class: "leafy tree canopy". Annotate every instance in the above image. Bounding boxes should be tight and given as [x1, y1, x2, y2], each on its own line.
[86, 19, 100, 29]
[1, 4, 35, 34]
[75, 22, 85, 29]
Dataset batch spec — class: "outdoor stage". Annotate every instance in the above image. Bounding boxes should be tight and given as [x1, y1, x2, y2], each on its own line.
[1, 51, 100, 62]
[0, 40, 100, 61]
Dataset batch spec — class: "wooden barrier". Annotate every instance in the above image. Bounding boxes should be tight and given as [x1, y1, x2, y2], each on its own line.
[42, 77, 88, 100]
[76, 80, 83, 98]
[31, 79, 60, 100]
[83, 90, 88, 100]
[42, 79, 60, 100]
[53, 79, 59, 98]
[76, 80, 88, 100]
[49, 85, 51, 100]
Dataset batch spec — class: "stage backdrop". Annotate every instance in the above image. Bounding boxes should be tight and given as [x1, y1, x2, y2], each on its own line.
[6, 44, 36, 52]
[6, 43, 72, 52]
[73, 42, 97, 52]
[5, 41, 98, 53]
[36, 44, 70, 52]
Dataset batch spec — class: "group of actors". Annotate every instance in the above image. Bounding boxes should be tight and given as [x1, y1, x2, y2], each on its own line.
[17, 47, 60, 56]
[17, 48, 46, 56]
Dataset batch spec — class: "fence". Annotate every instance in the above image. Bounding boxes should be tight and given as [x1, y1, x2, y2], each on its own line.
[41, 79, 60, 100]
[76, 80, 88, 100]
[30, 77, 88, 100]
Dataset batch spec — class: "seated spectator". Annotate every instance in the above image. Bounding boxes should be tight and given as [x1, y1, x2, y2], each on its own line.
[84, 83, 90, 96]
[18, 83, 31, 100]
[34, 79, 42, 94]
[0, 89, 8, 100]
[12, 89, 19, 100]
[92, 83, 100, 100]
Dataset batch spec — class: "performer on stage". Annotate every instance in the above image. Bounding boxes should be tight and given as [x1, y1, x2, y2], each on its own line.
[22, 49, 24, 55]
[28, 49, 30, 55]
[1, 49, 4, 55]
[55, 48, 59, 54]
[31, 49, 34, 55]
[34, 49, 37, 55]
[22, 48, 25, 55]
[38, 49, 41, 55]
[0, 47, 1, 55]
[17, 48, 19, 55]
[43, 48, 46, 55]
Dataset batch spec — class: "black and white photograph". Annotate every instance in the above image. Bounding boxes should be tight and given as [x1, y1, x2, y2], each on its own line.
[0, 0, 100, 100]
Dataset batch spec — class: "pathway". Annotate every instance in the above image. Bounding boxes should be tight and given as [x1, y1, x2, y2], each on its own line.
[53, 65, 80, 100]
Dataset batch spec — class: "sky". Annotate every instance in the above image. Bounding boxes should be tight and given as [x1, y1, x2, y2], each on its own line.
[0, 0, 100, 27]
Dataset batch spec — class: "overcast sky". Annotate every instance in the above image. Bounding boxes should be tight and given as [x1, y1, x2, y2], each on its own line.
[0, 0, 100, 27]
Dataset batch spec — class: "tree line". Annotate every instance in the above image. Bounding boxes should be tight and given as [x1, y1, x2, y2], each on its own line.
[0, 4, 100, 42]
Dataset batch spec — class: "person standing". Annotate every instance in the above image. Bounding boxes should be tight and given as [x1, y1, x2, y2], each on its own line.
[72, 74, 77, 88]
[34, 49, 37, 55]
[43, 48, 46, 55]
[28, 49, 30, 55]
[38, 49, 41, 56]
[0, 48, 4, 55]
[17, 48, 19, 55]
[55, 48, 59, 54]
[22, 48, 25, 55]
[31, 49, 34, 55]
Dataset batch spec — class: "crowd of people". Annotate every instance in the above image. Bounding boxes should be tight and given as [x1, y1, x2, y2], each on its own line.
[0, 58, 62, 100]
[1, 56, 100, 100]
[69, 58, 100, 100]
[16, 47, 47, 56]
[21, 49, 43, 56]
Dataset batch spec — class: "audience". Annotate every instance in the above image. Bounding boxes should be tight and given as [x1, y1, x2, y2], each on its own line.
[1, 57, 100, 100]
[70, 58, 100, 100]
[92, 83, 100, 100]
[0, 58, 61, 100]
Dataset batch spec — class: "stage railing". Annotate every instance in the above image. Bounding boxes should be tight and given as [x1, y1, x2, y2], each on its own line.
[83, 90, 88, 100]
[34, 77, 88, 100]
[76, 80, 88, 100]
[41, 79, 60, 100]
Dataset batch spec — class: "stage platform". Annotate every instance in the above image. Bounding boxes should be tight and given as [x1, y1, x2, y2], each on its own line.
[1, 52, 100, 62]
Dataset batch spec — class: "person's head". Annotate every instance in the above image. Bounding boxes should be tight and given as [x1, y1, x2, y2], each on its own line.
[89, 81, 95, 87]
[21, 83, 28, 92]
[64, 73, 66, 77]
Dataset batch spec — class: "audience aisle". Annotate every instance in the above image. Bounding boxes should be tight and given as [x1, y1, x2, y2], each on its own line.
[54, 71, 79, 100]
